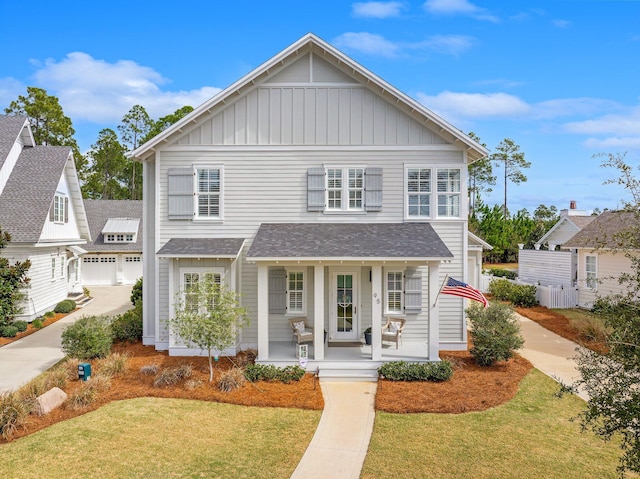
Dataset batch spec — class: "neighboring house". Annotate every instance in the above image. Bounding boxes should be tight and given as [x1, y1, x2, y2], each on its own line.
[564, 210, 637, 308]
[0, 115, 90, 320]
[468, 231, 492, 291]
[82, 200, 143, 286]
[518, 201, 596, 288]
[129, 33, 488, 373]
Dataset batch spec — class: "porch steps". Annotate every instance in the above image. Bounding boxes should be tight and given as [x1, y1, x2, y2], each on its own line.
[66, 293, 93, 308]
[316, 363, 380, 382]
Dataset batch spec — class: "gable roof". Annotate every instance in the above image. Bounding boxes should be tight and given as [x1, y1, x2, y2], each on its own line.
[157, 238, 245, 259]
[247, 223, 453, 261]
[83, 200, 143, 252]
[129, 33, 488, 163]
[563, 210, 638, 249]
[0, 115, 33, 171]
[0, 145, 74, 243]
[537, 214, 597, 245]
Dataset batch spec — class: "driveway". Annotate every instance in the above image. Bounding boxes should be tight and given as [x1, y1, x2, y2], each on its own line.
[0, 285, 134, 393]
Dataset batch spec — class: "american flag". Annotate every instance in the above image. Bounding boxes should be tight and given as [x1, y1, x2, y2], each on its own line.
[441, 277, 489, 308]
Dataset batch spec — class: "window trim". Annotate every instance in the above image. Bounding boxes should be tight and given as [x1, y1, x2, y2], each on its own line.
[325, 166, 365, 213]
[385, 270, 404, 314]
[405, 166, 432, 219]
[179, 267, 225, 313]
[286, 269, 306, 315]
[193, 165, 224, 221]
[436, 168, 461, 218]
[53, 194, 66, 223]
[585, 255, 597, 290]
[404, 165, 464, 220]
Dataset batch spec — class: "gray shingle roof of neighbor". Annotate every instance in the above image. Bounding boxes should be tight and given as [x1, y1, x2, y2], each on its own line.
[564, 210, 639, 249]
[83, 200, 143, 252]
[157, 238, 246, 258]
[246, 223, 453, 259]
[0, 115, 30, 170]
[0, 145, 72, 243]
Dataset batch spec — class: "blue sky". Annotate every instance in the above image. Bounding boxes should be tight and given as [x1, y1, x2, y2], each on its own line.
[1, 0, 639, 214]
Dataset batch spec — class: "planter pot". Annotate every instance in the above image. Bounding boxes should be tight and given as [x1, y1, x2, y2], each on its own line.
[364, 333, 372, 345]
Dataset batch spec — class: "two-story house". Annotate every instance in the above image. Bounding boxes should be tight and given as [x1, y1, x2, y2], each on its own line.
[129, 34, 487, 376]
[0, 115, 90, 320]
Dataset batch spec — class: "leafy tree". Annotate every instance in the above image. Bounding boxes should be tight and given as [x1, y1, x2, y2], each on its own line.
[118, 105, 153, 200]
[467, 132, 495, 216]
[0, 227, 31, 327]
[491, 138, 531, 217]
[83, 128, 128, 199]
[141, 105, 194, 144]
[170, 275, 249, 382]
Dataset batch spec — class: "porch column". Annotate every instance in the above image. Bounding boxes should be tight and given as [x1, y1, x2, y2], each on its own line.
[371, 265, 382, 361]
[428, 262, 440, 361]
[257, 263, 269, 361]
[313, 264, 325, 360]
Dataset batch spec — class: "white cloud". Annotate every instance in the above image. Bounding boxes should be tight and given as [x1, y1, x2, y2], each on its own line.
[583, 136, 640, 150]
[532, 98, 619, 119]
[414, 34, 475, 56]
[552, 19, 571, 29]
[416, 91, 530, 120]
[333, 32, 475, 58]
[0, 77, 25, 109]
[423, 0, 499, 22]
[352, 1, 405, 18]
[31, 52, 221, 123]
[564, 107, 640, 135]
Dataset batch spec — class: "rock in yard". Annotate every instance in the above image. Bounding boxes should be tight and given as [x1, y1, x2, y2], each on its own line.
[35, 387, 68, 416]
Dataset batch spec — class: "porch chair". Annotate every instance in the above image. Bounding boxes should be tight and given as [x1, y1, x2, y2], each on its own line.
[289, 318, 314, 345]
[381, 317, 406, 349]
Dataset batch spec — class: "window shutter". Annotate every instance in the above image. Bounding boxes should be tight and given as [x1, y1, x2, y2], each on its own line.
[49, 200, 55, 222]
[307, 167, 325, 211]
[64, 197, 69, 223]
[269, 268, 287, 314]
[364, 167, 383, 211]
[168, 168, 194, 219]
[404, 268, 422, 314]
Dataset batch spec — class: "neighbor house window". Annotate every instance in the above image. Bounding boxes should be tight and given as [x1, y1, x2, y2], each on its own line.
[586, 255, 597, 289]
[287, 271, 305, 314]
[195, 168, 222, 219]
[407, 168, 431, 217]
[437, 169, 461, 217]
[386, 271, 403, 313]
[53, 194, 65, 223]
[326, 167, 364, 211]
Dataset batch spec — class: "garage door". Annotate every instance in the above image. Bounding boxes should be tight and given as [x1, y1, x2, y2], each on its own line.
[124, 255, 143, 285]
[82, 256, 117, 285]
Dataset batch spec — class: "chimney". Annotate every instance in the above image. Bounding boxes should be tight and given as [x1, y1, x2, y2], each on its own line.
[570, 200, 577, 210]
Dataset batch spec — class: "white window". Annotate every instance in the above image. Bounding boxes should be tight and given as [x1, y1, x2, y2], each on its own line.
[386, 271, 403, 313]
[326, 167, 364, 211]
[586, 255, 597, 289]
[437, 169, 461, 217]
[180, 268, 224, 313]
[59, 256, 64, 278]
[53, 194, 65, 223]
[126, 234, 134, 242]
[287, 270, 305, 314]
[407, 168, 431, 218]
[195, 168, 222, 219]
[51, 257, 56, 280]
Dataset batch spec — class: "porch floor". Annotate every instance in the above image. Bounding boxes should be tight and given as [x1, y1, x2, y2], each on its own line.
[266, 340, 430, 362]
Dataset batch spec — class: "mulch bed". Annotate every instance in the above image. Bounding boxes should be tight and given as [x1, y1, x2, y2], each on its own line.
[0, 312, 68, 347]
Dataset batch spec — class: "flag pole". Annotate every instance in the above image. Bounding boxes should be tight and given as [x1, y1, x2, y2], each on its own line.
[432, 274, 450, 307]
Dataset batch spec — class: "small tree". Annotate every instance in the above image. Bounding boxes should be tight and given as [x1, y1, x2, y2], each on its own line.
[0, 227, 31, 327]
[466, 302, 524, 366]
[170, 276, 249, 382]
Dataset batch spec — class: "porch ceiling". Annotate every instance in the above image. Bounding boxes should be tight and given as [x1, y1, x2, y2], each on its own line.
[156, 237, 245, 259]
[246, 223, 453, 261]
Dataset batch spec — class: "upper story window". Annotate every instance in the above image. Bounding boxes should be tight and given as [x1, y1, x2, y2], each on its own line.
[407, 168, 431, 218]
[196, 168, 222, 219]
[167, 166, 224, 221]
[326, 167, 364, 211]
[586, 255, 597, 289]
[51, 194, 67, 223]
[437, 169, 461, 217]
[405, 167, 462, 219]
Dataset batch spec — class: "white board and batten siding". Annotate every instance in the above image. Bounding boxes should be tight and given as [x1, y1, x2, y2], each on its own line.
[39, 170, 82, 242]
[518, 250, 575, 288]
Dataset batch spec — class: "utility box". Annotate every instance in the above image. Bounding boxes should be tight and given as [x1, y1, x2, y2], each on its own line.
[78, 363, 91, 381]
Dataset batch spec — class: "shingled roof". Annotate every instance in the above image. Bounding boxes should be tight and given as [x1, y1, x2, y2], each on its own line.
[0, 145, 73, 243]
[0, 115, 32, 171]
[247, 223, 453, 260]
[83, 199, 143, 252]
[563, 210, 639, 249]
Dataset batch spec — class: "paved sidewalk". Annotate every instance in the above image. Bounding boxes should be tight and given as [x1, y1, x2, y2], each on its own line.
[291, 381, 377, 479]
[0, 286, 133, 393]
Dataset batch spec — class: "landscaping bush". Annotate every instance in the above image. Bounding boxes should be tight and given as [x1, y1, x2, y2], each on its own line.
[130, 277, 142, 306]
[488, 278, 538, 307]
[244, 364, 305, 383]
[67, 375, 110, 410]
[54, 300, 76, 314]
[569, 314, 611, 343]
[217, 368, 246, 392]
[12, 320, 28, 332]
[61, 315, 113, 360]
[31, 318, 44, 329]
[44, 311, 55, 318]
[487, 267, 517, 280]
[110, 303, 142, 343]
[140, 364, 159, 376]
[96, 352, 130, 377]
[466, 302, 524, 367]
[378, 360, 453, 382]
[488, 278, 514, 301]
[0, 392, 31, 440]
[153, 367, 181, 388]
[0, 325, 18, 338]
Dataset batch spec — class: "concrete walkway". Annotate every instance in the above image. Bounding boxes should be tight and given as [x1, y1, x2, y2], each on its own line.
[0, 285, 133, 393]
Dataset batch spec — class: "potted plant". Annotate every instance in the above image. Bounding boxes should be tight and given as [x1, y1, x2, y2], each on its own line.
[363, 327, 372, 345]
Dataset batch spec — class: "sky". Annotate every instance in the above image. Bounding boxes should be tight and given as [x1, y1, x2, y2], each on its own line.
[1, 0, 639, 214]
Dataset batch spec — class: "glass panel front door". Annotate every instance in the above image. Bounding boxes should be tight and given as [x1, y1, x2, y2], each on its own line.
[331, 272, 358, 341]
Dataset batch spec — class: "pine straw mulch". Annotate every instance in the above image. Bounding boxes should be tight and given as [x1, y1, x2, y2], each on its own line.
[0, 312, 69, 347]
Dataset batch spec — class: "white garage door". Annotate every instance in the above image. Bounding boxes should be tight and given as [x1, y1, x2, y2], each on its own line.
[124, 255, 143, 285]
[82, 256, 117, 285]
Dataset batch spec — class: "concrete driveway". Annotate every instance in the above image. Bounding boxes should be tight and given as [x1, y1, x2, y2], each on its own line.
[0, 285, 134, 393]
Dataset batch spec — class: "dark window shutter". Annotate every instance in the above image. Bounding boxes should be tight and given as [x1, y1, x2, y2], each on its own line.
[168, 168, 194, 219]
[269, 268, 287, 314]
[404, 268, 422, 314]
[64, 197, 69, 223]
[307, 167, 325, 211]
[364, 167, 383, 211]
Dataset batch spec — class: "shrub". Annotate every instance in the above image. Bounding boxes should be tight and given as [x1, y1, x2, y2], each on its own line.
[83, 287, 91, 297]
[153, 368, 181, 388]
[110, 303, 142, 343]
[0, 392, 31, 440]
[570, 314, 612, 343]
[12, 320, 28, 333]
[488, 278, 514, 301]
[487, 267, 517, 280]
[130, 277, 142, 306]
[488, 278, 538, 307]
[217, 368, 246, 392]
[466, 302, 524, 367]
[140, 364, 160, 376]
[185, 379, 204, 390]
[54, 300, 76, 314]
[378, 361, 453, 382]
[67, 375, 110, 410]
[244, 364, 305, 383]
[44, 311, 55, 318]
[31, 318, 44, 329]
[96, 352, 129, 377]
[61, 315, 113, 360]
[175, 364, 193, 379]
[0, 325, 18, 338]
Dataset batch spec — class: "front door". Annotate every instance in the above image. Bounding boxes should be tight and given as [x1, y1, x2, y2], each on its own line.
[330, 271, 359, 341]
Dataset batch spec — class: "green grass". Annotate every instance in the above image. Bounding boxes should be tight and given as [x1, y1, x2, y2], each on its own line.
[362, 370, 631, 479]
[0, 398, 320, 479]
